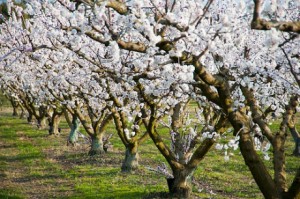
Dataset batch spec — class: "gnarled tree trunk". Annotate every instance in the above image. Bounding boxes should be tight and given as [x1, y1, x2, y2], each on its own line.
[37, 116, 47, 130]
[121, 142, 139, 172]
[48, 112, 62, 136]
[19, 107, 25, 119]
[168, 168, 194, 198]
[238, 128, 280, 199]
[68, 115, 80, 145]
[27, 112, 34, 124]
[290, 129, 300, 156]
[10, 99, 19, 116]
[273, 134, 288, 195]
[88, 134, 104, 155]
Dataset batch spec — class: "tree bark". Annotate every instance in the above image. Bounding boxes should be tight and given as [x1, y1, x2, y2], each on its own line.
[284, 167, 300, 199]
[27, 112, 34, 124]
[68, 115, 80, 145]
[121, 142, 139, 172]
[294, 138, 300, 156]
[12, 105, 18, 116]
[251, 0, 300, 33]
[48, 112, 62, 136]
[168, 169, 194, 198]
[290, 128, 300, 156]
[273, 134, 288, 194]
[12, 107, 18, 116]
[220, 85, 280, 199]
[19, 107, 25, 119]
[88, 134, 104, 155]
[239, 129, 280, 199]
[37, 116, 47, 129]
[10, 99, 19, 116]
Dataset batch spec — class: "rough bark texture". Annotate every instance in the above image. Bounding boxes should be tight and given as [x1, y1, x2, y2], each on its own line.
[238, 129, 280, 199]
[286, 98, 300, 157]
[168, 169, 194, 199]
[88, 134, 104, 156]
[251, 19, 300, 33]
[121, 143, 139, 172]
[48, 113, 62, 136]
[12, 106, 18, 116]
[68, 116, 80, 146]
[285, 167, 300, 199]
[273, 102, 290, 196]
[251, 0, 300, 33]
[27, 112, 33, 124]
[37, 117, 47, 129]
[220, 86, 279, 199]
[273, 135, 287, 194]
[19, 108, 25, 119]
[10, 99, 19, 116]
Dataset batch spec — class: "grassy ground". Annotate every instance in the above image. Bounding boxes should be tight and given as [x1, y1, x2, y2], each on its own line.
[0, 105, 298, 198]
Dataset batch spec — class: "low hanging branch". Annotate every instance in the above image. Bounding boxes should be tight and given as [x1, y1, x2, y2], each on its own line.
[251, 0, 300, 33]
[71, 0, 128, 14]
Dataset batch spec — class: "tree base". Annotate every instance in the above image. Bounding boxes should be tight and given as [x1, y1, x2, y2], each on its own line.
[48, 132, 60, 136]
[103, 144, 113, 152]
[121, 149, 139, 173]
[121, 164, 139, 173]
[167, 178, 191, 199]
[121, 160, 139, 172]
[67, 140, 78, 147]
[88, 149, 105, 156]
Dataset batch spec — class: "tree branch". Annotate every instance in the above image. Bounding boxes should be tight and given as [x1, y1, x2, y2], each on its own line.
[241, 86, 274, 141]
[251, 0, 300, 33]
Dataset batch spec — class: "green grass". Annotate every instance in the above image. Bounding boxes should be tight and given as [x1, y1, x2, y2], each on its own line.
[0, 189, 23, 199]
[0, 103, 299, 198]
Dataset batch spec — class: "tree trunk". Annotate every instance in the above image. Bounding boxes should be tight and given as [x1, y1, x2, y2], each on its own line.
[168, 169, 194, 198]
[121, 142, 139, 172]
[27, 112, 34, 124]
[284, 167, 300, 199]
[289, 126, 300, 157]
[48, 112, 62, 136]
[19, 107, 25, 119]
[239, 131, 280, 199]
[37, 116, 47, 129]
[273, 135, 287, 194]
[88, 134, 104, 155]
[10, 99, 19, 116]
[12, 106, 18, 116]
[293, 137, 300, 156]
[68, 115, 80, 146]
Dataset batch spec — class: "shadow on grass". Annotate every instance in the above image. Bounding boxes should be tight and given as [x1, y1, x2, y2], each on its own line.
[72, 190, 169, 199]
[0, 129, 49, 141]
[56, 151, 124, 168]
[142, 191, 170, 199]
[0, 143, 18, 149]
[12, 172, 66, 183]
[0, 153, 44, 163]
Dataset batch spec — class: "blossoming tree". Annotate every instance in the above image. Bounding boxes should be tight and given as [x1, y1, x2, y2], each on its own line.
[1, 0, 299, 198]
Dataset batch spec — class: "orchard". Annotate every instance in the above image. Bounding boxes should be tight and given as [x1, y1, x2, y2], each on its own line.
[0, 0, 299, 198]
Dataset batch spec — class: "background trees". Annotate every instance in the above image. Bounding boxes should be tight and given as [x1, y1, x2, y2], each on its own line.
[0, 0, 299, 198]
